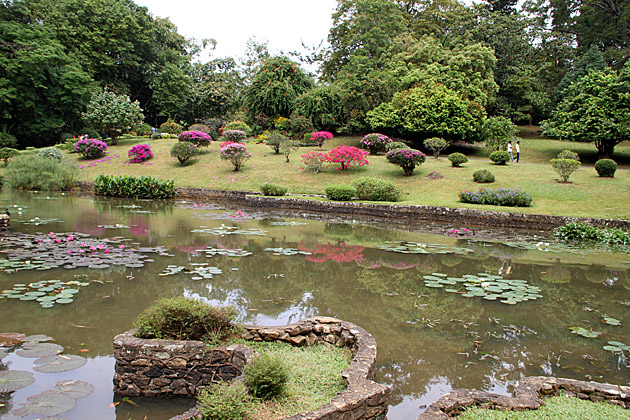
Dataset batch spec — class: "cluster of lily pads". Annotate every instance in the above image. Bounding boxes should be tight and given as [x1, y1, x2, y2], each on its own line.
[379, 241, 473, 255]
[422, 272, 543, 305]
[204, 247, 253, 257]
[0, 279, 89, 308]
[159, 263, 223, 280]
[0, 335, 92, 417]
[191, 225, 267, 236]
[264, 247, 312, 256]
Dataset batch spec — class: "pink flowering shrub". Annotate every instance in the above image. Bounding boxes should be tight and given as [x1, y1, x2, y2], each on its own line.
[220, 142, 251, 171]
[386, 148, 426, 176]
[310, 131, 333, 148]
[360, 133, 392, 155]
[221, 130, 247, 143]
[220, 140, 239, 148]
[178, 131, 212, 147]
[128, 144, 153, 163]
[326, 145, 369, 170]
[301, 151, 327, 174]
[74, 138, 108, 159]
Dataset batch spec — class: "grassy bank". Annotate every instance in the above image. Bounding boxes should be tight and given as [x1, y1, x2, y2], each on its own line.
[4, 134, 629, 220]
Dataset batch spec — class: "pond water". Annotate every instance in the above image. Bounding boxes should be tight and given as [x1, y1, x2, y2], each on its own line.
[0, 191, 628, 420]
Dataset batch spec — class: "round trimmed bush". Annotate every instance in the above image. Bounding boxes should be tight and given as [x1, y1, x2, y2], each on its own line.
[595, 159, 617, 177]
[473, 170, 495, 183]
[351, 177, 403, 202]
[448, 152, 468, 167]
[171, 142, 200, 165]
[220, 142, 251, 171]
[386, 148, 426, 176]
[73, 138, 108, 159]
[310, 131, 333, 148]
[128, 144, 153, 163]
[222, 130, 248, 143]
[325, 184, 356, 201]
[136, 123, 152, 136]
[38, 147, 63, 161]
[260, 183, 288, 196]
[360, 133, 392, 154]
[178, 131, 212, 147]
[0, 132, 18, 148]
[80, 127, 102, 140]
[385, 142, 409, 152]
[489, 150, 510, 165]
[243, 354, 289, 400]
[224, 121, 251, 136]
[160, 120, 183, 134]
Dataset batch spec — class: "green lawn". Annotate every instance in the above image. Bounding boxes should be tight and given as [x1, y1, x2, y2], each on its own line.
[458, 395, 630, 419]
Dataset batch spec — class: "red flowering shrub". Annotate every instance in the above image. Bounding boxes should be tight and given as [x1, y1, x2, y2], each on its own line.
[326, 145, 369, 170]
[310, 131, 333, 148]
[301, 151, 327, 173]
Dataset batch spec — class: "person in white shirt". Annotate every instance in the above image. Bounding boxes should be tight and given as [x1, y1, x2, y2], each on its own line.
[507, 140, 514, 162]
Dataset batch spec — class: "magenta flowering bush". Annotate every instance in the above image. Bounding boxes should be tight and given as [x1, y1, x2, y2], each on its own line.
[360, 133, 391, 154]
[310, 131, 333, 148]
[220, 142, 251, 171]
[73, 138, 108, 159]
[178, 131, 212, 147]
[128, 144, 153, 163]
[326, 145, 369, 170]
[301, 151, 327, 174]
[386, 148, 426, 176]
[221, 130, 247, 143]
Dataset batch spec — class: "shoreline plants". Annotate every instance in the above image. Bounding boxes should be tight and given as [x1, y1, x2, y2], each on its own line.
[93, 174, 176, 199]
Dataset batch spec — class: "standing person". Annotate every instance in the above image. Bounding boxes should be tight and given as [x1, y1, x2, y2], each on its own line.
[515, 140, 520, 163]
[507, 140, 514, 162]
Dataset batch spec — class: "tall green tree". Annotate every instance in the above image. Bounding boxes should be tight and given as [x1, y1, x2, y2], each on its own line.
[82, 90, 144, 143]
[542, 67, 630, 158]
[245, 56, 313, 119]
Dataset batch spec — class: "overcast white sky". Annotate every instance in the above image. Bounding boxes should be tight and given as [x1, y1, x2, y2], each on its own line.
[134, 0, 338, 62]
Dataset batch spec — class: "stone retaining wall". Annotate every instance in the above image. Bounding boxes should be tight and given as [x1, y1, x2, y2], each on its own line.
[113, 317, 391, 420]
[0, 214, 9, 231]
[418, 376, 630, 419]
[75, 181, 629, 231]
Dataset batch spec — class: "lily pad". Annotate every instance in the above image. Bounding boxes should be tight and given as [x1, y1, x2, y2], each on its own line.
[16, 342, 64, 358]
[602, 316, 621, 326]
[12, 390, 76, 417]
[570, 326, 602, 338]
[0, 370, 35, 392]
[54, 379, 94, 398]
[33, 354, 87, 373]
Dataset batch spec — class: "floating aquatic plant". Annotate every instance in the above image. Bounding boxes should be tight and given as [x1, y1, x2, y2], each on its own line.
[264, 247, 312, 256]
[191, 225, 267, 236]
[204, 247, 253, 257]
[379, 241, 473, 255]
[0, 280, 90, 308]
[0, 370, 35, 392]
[13, 390, 76, 417]
[159, 264, 223, 279]
[569, 326, 602, 338]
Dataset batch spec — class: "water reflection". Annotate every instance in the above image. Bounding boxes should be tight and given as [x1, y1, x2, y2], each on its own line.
[0, 191, 628, 420]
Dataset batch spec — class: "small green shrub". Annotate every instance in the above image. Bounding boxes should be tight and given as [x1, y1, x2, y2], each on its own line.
[160, 119, 183, 134]
[423, 137, 448, 158]
[0, 132, 18, 148]
[301, 132, 318, 147]
[448, 152, 468, 167]
[351, 177, 402, 202]
[244, 354, 289, 400]
[134, 297, 238, 342]
[459, 188, 532, 207]
[473, 170, 495, 183]
[0, 148, 19, 165]
[60, 132, 74, 143]
[555, 222, 630, 247]
[94, 174, 177, 199]
[489, 150, 510, 165]
[38, 147, 63, 161]
[188, 123, 211, 134]
[170, 142, 200, 165]
[136, 123, 152, 136]
[224, 121, 252, 136]
[197, 382, 252, 420]
[557, 150, 579, 161]
[325, 184, 356, 201]
[4, 155, 77, 191]
[482, 116, 518, 152]
[595, 159, 617, 177]
[260, 183, 288, 196]
[266, 132, 288, 154]
[550, 158, 580, 182]
[385, 142, 409, 152]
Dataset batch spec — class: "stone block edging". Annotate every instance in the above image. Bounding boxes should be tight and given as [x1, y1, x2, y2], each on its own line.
[113, 316, 391, 420]
[75, 181, 629, 231]
[417, 376, 630, 419]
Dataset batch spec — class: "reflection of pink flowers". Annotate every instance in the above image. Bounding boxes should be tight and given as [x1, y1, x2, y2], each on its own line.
[298, 242, 364, 263]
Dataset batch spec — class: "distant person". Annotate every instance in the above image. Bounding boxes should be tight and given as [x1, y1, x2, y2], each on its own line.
[507, 140, 514, 162]
[515, 140, 520, 162]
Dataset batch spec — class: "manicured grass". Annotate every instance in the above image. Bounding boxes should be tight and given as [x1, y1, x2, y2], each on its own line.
[458, 395, 630, 419]
[55, 134, 630, 220]
[226, 341, 350, 419]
